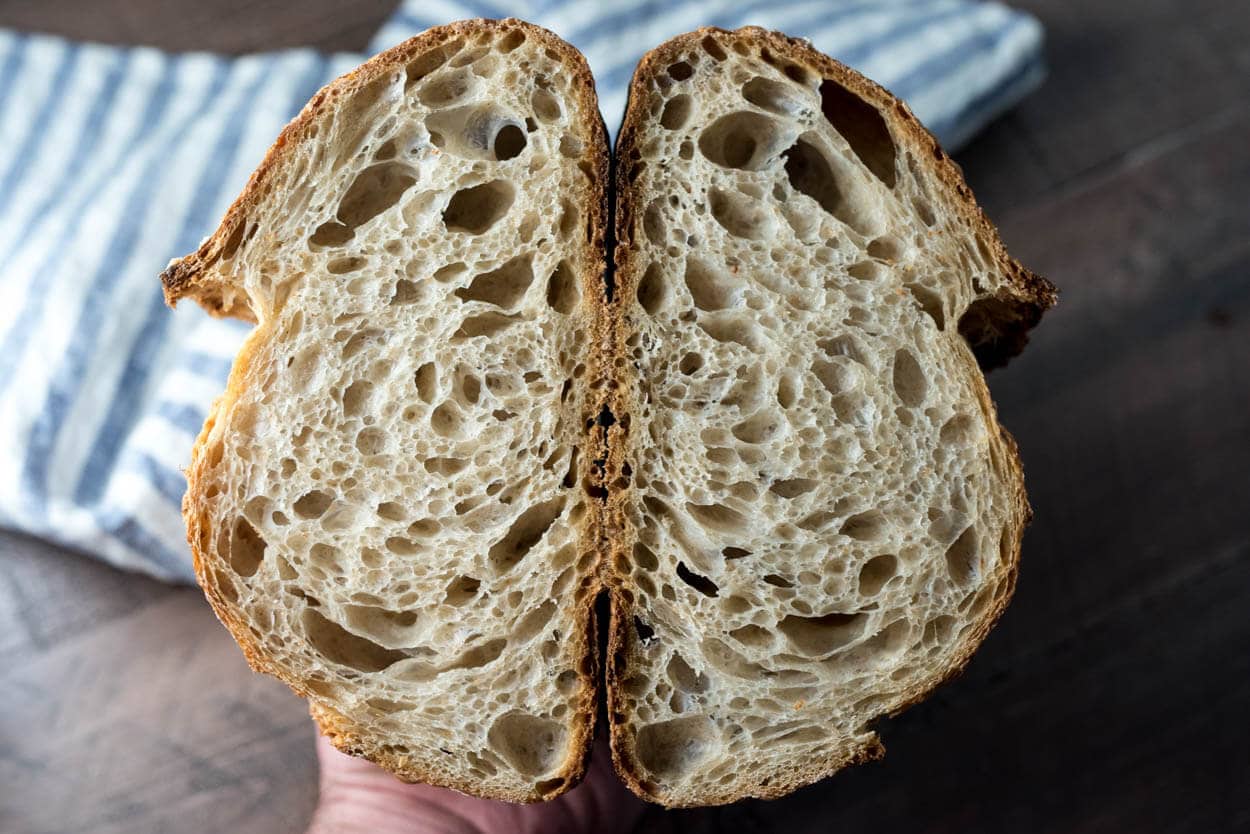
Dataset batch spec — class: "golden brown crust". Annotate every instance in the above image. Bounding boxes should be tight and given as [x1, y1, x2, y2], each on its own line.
[606, 26, 1050, 806]
[178, 18, 610, 803]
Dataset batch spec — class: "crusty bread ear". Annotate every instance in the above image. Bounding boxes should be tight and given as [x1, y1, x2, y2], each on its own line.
[605, 27, 1055, 806]
[162, 19, 610, 802]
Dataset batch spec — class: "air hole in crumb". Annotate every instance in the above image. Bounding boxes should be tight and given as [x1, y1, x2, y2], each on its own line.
[722, 546, 751, 560]
[414, 362, 438, 403]
[679, 352, 703, 375]
[355, 427, 387, 455]
[840, 509, 887, 541]
[487, 713, 567, 776]
[731, 411, 780, 444]
[633, 542, 659, 571]
[892, 348, 927, 407]
[220, 220, 247, 260]
[386, 536, 424, 555]
[770, 478, 817, 499]
[742, 76, 804, 115]
[342, 328, 380, 360]
[405, 41, 459, 87]
[302, 608, 407, 672]
[227, 517, 265, 576]
[763, 573, 794, 588]
[531, 86, 562, 122]
[857, 618, 911, 664]
[667, 654, 709, 692]
[776, 373, 799, 409]
[390, 278, 420, 305]
[559, 134, 582, 158]
[430, 401, 465, 437]
[660, 94, 692, 130]
[309, 221, 352, 247]
[327, 256, 366, 274]
[636, 263, 666, 315]
[728, 624, 772, 648]
[419, 66, 475, 107]
[940, 414, 978, 446]
[784, 136, 868, 233]
[913, 197, 936, 226]
[376, 501, 406, 522]
[294, 490, 333, 519]
[425, 456, 467, 476]
[818, 334, 869, 366]
[819, 78, 897, 187]
[459, 373, 481, 405]
[946, 527, 979, 586]
[847, 261, 884, 281]
[642, 198, 666, 245]
[778, 611, 867, 656]
[455, 255, 534, 308]
[342, 380, 373, 416]
[812, 358, 858, 397]
[442, 575, 481, 607]
[868, 235, 903, 261]
[684, 257, 741, 310]
[858, 554, 898, 596]
[498, 28, 525, 52]
[443, 179, 514, 234]
[906, 283, 946, 330]
[635, 716, 718, 779]
[454, 312, 518, 339]
[337, 162, 417, 231]
[514, 601, 557, 644]
[709, 188, 773, 239]
[676, 562, 719, 597]
[433, 262, 467, 283]
[493, 123, 527, 160]
[685, 501, 747, 533]
[342, 604, 419, 647]
[557, 200, 579, 240]
[488, 498, 565, 574]
[958, 294, 1037, 368]
[634, 616, 656, 643]
[701, 35, 727, 61]
[667, 61, 694, 81]
[561, 447, 579, 489]
[545, 260, 579, 314]
[698, 111, 778, 171]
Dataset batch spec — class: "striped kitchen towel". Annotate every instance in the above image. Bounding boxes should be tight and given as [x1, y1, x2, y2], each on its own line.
[0, 2, 1044, 583]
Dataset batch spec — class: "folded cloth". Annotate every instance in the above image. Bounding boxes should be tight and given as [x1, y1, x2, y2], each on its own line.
[0, 3, 1043, 583]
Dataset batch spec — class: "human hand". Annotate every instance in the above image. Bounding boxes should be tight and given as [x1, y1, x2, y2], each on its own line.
[307, 731, 646, 834]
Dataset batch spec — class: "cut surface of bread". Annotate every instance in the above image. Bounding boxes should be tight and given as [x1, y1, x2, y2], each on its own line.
[161, 19, 608, 802]
[163, 20, 1054, 808]
[605, 28, 1056, 805]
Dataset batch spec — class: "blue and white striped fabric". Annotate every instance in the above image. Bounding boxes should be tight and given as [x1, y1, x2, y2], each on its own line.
[0, 3, 1043, 583]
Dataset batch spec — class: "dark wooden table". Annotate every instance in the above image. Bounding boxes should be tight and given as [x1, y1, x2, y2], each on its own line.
[2, 1, 1247, 832]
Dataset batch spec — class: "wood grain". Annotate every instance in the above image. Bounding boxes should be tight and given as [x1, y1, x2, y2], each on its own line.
[1, 0, 1247, 831]
[0, 535, 318, 834]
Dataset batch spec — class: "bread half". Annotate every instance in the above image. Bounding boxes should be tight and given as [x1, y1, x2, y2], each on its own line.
[161, 19, 608, 802]
[605, 27, 1056, 805]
